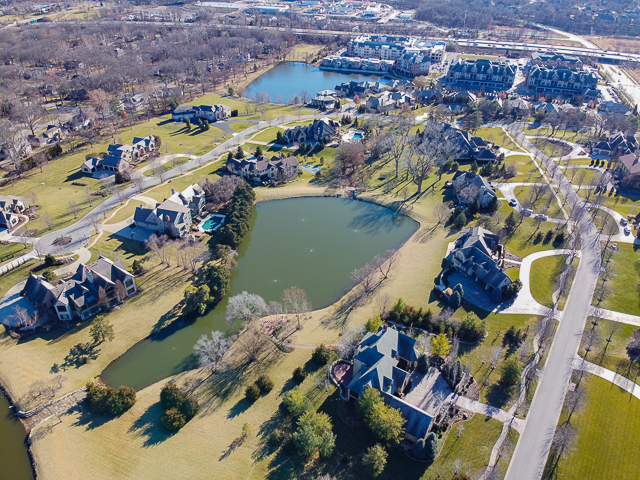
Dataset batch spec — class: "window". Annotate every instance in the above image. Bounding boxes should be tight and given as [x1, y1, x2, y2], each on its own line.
[56, 305, 67, 313]
[125, 278, 134, 287]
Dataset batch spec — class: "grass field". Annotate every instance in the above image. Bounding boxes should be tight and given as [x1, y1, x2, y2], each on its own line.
[142, 157, 189, 177]
[579, 318, 638, 385]
[0, 241, 32, 266]
[228, 121, 257, 133]
[594, 243, 640, 316]
[502, 216, 568, 258]
[195, 92, 316, 121]
[504, 155, 545, 183]
[529, 255, 569, 308]
[522, 126, 592, 144]
[474, 127, 520, 151]
[514, 186, 564, 219]
[104, 201, 143, 225]
[547, 374, 640, 480]
[249, 126, 284, 143]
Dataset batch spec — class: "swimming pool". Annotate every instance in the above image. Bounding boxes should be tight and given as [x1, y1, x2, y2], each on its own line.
[200, 214, 226, 232]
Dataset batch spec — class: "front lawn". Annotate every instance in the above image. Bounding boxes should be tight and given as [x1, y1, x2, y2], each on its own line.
[594, 243, 640, 316]
[546, 374, 640, 480]
[228, 121, 257, 133]
[249, 126, 284, 143]
[503, 155, 545, 183]
[502, 218, 568, 258]
[529, 255, 572, 308]
[474, 126, 520, 151]
[514, 185, 565, 219]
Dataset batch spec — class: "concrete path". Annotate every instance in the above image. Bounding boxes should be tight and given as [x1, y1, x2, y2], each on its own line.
[584, 202, 639, 245]
[53, 248, 92, 276]
[505, 126, 602, 480]
[572, 357, 640, 400]
[454, 396, 525, 433]
[589, 306, 640, 327]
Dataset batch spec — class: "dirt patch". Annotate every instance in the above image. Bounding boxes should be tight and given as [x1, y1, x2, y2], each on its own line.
[52, 236, 72, 246]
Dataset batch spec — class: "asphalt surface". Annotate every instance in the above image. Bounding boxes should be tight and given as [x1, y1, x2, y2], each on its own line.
[505, 128, 601, 480]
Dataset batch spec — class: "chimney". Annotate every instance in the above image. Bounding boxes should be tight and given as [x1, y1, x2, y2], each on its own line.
[165, 214, 172, 234]
[85, 267, 94, 283]
[171, 188, 176, 195]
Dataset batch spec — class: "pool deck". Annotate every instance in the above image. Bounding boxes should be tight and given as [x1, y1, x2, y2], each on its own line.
[197, 213, 226, 233]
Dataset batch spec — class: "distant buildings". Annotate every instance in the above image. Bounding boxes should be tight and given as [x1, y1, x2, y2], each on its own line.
[311, 90, 338, 109]
[447, 227, 511, 300]
[444, 59, 516, 92]
[28, 125, 64, 148]
[226, 155, 299, 184]
[366, 91, 412, 112]
[334, 80, 387, 97]
[0, 194, 29, 230]
[525, 65, 598, 98]
[529, 52, 584, 69]
[282, 118, 340, 145]
[23, 256, 137, 323]
[172, 104, 231, 122]
[82, 135, 156, 176]
[134, 184, 205, 239]
[322, 36, 444, 78]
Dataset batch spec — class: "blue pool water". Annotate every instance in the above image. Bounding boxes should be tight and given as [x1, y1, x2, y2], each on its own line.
[353, 133, 363, 139]
[202, 216, 223, 231]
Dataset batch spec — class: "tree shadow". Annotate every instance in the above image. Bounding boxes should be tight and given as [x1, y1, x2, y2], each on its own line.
[227, 398, 252, 419]
[60, 342, 100, 371]
[128, 402, 173, 447]
[484, 381, 517, 410]
[69, 403, 114, 431]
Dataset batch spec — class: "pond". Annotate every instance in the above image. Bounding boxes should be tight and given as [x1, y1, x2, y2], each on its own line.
[244, 62, 392, 104]
[101, 197, 417, 391]
[0, 389, 33, 480]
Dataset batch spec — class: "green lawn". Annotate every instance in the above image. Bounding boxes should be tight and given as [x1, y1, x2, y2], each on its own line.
[0, 258, 36, 299]
[88, 234, 146, 270]
[249, 126, 284, 143]
[194, 92, 316, 120]
[228, 121, 257, 133]
[514, 186, 565, 219]
[502, 217, 568, 258]
[530, 255, 569, 308]
[142, 157, 189, 177]
[506, 267, 520, 281]
[577, 188, 640, 219]
[503, 155, 545, 183]
[522, 126, 592, 144]
[0, 242, 32, 266]
[579, 318, 638, 385]
[104, 201, 143, 225]
[594, 243, 640, 316]
[547, 374, 640, 480]
[528, 137, 572, 158]
[474, 126, 520, 151]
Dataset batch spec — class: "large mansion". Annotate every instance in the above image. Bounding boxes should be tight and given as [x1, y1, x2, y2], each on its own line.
[227, 155, 299, 184]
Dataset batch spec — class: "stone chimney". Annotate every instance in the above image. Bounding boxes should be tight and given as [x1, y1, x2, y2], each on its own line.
[85, 267, 94, 283]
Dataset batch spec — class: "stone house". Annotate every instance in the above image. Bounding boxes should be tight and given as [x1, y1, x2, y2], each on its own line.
[447, 227, 511, 299]
[22, 256, 137, 322]
[82, 135, 156, 175]
[451, 171, 497, 208]
[171, 104, 231, 122]
[27, 126, 64, 148]
[226, 155, 299, 183]
[282, 118, 339, 145]
[133, 184, 204, 238]
[616, 153, 640, 188]
[0, 194, 28, 229]
[592, 132, 638, 159]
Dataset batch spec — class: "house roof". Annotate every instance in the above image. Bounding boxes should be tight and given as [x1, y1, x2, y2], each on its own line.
[619, 153, 640, 175]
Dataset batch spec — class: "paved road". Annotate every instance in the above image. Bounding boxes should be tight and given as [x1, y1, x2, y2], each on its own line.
[505, 127, 602, 480]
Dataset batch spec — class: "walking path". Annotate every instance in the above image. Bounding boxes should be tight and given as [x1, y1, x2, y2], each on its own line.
[588, 306, 640, 327]
[572, 356, 640, 400]
[20, 387, 87, 431]
[454, 396, 525, 433]
[505, 125, 602, 480]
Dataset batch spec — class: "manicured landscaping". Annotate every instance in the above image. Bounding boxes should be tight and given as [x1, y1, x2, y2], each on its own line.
[104, 201, 144, 225]
[474, 126, 520, 151]
[522, 126, 592, 144]
[514, 185, 565, 219]
[548, 374, 640, 480]
[530, 255, 569, 308]
[249, 126, 284, 143]
[142, 157, 189, 177]
[594, 243, 640, 316]
[503, 154, 545, 183]
[228, 121, 256, 133]
[502, 217, 568, 258]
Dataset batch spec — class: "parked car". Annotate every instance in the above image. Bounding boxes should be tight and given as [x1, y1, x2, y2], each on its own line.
[523, 208, 533, 217]
[533, 214, 548, 221]
[621, 218, 628, 226]
[624, 227, 631, 235]
[509, 198, 517, 206]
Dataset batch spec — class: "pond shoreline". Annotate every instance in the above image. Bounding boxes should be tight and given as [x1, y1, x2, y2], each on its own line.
[97, 183, 422, 390]
[0, 380, 35, 480]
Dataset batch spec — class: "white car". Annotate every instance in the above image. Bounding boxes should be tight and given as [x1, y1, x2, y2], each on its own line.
[624, 227, 631, 235]
[533, 214, 548, 222]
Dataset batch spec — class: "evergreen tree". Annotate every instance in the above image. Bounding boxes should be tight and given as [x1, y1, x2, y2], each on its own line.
[185, 117, 191, 131]
[449, 291, 461, 309]
[254, 146, 263, 158]
[235, 145, 244, 159]
[505, 211, 518, 234]
[424, 432, 438, 462]
[470, 160, 479, 173]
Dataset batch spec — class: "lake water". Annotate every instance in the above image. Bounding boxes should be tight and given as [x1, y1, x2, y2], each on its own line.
[101, 197, 417, 391]
[0, 389, 33, 480]
[244, 62, 391, 103]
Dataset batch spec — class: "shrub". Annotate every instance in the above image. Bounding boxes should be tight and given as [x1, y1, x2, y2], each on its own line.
[180, 397, 200, 421]
[458, 312, 486, 342]
[268, 429, 284, 446]
[413, 437, 427, 459]
[500, 357, 522, 386]
[424, 432, 438, 462]
[42, 270, 55, 282]
[453, 211, 466, 230]
[283, 388, 309, 417]
[231, 109, 238, 117]
[417, 354, 429, 374]
[453, 283, 464, 298]
[293, 411, 336, 458]
[84, 383, 136, 416]
[161, 408, 186, 432]
[504, 325, 524, 347]
[449, 291, 461, 309]
[256, 375, 274, 393]
[362, 444, 387, 477]
[160, 382, 186, 410]
[44, 254, 59, 267]
[245, 384, 261, 402]
[503, 279, 522, 299]
[132, 259, 144, 275]
[293, 366, 307, 383]
[312, 344, 331, 365]
[365, 315, 383, 333]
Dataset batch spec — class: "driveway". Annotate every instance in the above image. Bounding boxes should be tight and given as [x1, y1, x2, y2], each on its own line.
[0, 280, 36, 327]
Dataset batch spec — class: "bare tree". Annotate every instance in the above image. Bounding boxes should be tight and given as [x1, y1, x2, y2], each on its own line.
[416, 334, 432, 356]
[97, 286, 109, 311]
[41, 211, 54, 231]
[151, 160, 167, 182]
[131, 171, 145, 192]
[235, 323, 269, 363]
[225, 291, 267, 326]
[84, 187, 93, 207]
[67, 199, 79, 219]
[336, 323, 365, 359]
[282, 286, 311, 330]
[114, 185, 126, 205]
[375, 293, 392, 317]
[26, 191, 38, 208]
[13, 305, 35, 329]
[194, 330, 233, 373]
[434, 203, 450, 226]
[89, 214, 101, 235]
[115, 280, 128, 302]
[490, 346, 504, 370]
[389, 114, 414, 178]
